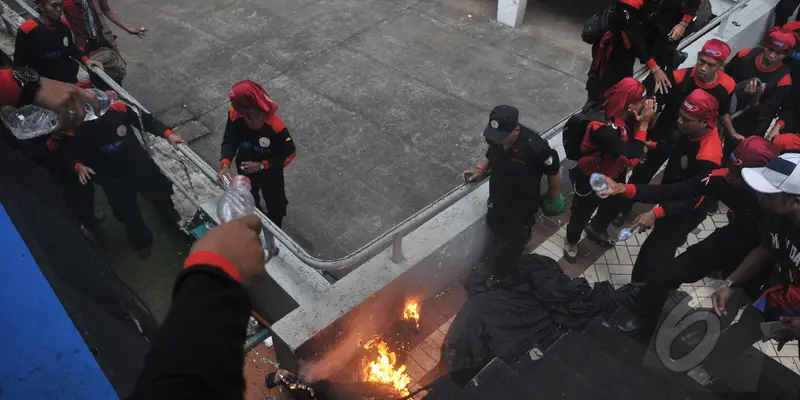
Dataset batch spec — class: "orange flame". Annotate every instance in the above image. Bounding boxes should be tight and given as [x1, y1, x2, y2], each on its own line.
[362, 337, 411, 396]
[403, 301, 420, 329]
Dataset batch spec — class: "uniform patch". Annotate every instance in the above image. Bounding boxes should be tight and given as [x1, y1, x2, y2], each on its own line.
[117, 125, 127, 137]
[259, 137, 271, 148]
[544, 156, 554, 166]
[63, 37, 69, 47]
[490, 120, 499, 129]
[681, 155, 688, 170]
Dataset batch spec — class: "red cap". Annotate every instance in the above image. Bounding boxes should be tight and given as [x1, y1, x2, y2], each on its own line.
[731, 136, 779, 168]
[698, 39, 731, 63]
[765, 30, 797, 53]
[229, 80, 278, 116]
[681, 89, 719, 129]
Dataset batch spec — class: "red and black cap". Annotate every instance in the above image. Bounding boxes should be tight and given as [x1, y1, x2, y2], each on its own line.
[483, 105, 519, 142]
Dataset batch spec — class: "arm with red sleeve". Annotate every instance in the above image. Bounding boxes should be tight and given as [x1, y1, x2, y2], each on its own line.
[651, 158, 719, 218]
[262, 115, 297, 170]
[589, 124, 648, 167]
[680, 0, 701, 23]
[220, 118, 240, 167]
[616, 2, 658, 70]
[0, 69, 21, 107]
[620, 170, 726, 204]
[759, 73, 792, 131]
[129, 256, 251, 399]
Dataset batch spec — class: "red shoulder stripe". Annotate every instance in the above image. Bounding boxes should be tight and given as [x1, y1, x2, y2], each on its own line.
[59, 18, 70, 28]
[673, 68, 688, 84]
[737, 48, 753, 58]
[696, 129, 723, 165]
[718, 72, 736, 94]
[266, 115, 286, 133]
[710, 168, 728, 177]
[109, 102, 127, 113]
[19, 20, 38, 34]
[778, 74, 792, 87]
[228, 107, 244, 122]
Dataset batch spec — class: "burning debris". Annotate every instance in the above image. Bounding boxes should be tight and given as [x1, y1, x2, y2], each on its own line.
[360, 300, 421, 397]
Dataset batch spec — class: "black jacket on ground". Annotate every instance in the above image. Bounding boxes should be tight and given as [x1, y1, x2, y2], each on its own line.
[14, 18, 86, 83]
[130, 264, 251, 399]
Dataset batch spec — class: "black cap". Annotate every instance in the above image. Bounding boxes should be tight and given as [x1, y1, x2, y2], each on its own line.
[483, 105, 519, 142]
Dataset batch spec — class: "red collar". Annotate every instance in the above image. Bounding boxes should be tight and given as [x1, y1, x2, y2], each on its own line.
[756, 53, 783, 73]
[691, 69, 719, 90]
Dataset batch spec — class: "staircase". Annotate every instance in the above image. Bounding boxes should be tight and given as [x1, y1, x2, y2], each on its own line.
[423, 319, 800, 399]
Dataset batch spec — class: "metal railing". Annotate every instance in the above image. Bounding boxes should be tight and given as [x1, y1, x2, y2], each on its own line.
[5, 0, 754, 272]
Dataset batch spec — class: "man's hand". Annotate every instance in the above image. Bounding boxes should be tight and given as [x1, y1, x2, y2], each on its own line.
[744, 78, 759, 94]
[128, 26, 148, 37]
[34, 78, 100, 130]
[599, 175, 627, 196]
[779, 316, 800, 338]
[633, 210, 657, 232]
[541, 191, 566, 216]
[461, 168, 485, 183]
[730, 131, 746, 142]
[766, 124, 781, 141]
[711, 286, 734, 316]
[635, 98, 658, 128]
[167, 133, 187, 145]
[84, 59, 104, 71]
[189, 215, 266, 285]
[652, 67, 672, 94]
[240, 161, 262, 174]
[668, 23, 687, 41]
[218, 164, 232, 184]
[76, 164, 95, 185]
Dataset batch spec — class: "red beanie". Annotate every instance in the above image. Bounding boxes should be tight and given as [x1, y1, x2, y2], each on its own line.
[731, 136, 778, 168]
[698, 39, 731, 63]
[681, 89, 719, 129]
[765, 30, 797, 53]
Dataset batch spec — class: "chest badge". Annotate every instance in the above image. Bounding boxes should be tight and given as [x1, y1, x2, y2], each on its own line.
[544, 156, 554, 166]
[63, 37, 69, 47]
[681, 155, 688, 170]
[117, 125, 128, 137]
[258, 137, 271, 148]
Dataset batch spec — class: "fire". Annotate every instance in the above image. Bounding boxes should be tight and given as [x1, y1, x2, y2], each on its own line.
[404, 301, 420, 329]
[362, 337, 411, 396]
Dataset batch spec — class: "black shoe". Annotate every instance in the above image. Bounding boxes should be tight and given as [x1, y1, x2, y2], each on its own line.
[136, 246, 152, 260]
[609, 307, 655, 334]
[611, 212, 627, 227]
[585, 225, 615, 247]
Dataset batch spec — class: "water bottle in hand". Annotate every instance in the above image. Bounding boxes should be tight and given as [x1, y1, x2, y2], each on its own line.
[217, 176, 257, 223]
[615, 225, 637, 242]
[590, 173, 609, 198]
[4, 89, 115, 140]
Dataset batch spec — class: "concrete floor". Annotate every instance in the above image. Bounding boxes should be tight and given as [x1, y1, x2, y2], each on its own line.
[107, 0, 594, 258]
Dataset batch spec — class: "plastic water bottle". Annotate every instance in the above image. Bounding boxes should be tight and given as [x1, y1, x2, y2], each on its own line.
[590, 173, 609, 198]
[616, 226, 635, 242]
[4, 89, 115, 140]
[217, 176, 257, 223]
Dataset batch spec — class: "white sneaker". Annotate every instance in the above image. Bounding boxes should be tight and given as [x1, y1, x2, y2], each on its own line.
[563, 238, 578, 263]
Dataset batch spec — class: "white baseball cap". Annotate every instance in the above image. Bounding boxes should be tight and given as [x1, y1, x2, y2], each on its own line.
[742, 153, 800, 195]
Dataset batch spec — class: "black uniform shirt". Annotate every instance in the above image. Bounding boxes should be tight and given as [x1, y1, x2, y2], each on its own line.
[725, 48, 792, 130]
[485, 125, 560, 213]
[14, 18, 85, 83]
[760, 214, 800, 287]
[220, 109, 296, 171]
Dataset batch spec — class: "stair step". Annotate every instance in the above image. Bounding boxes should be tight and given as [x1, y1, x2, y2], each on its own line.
[462, 357, 536, 399]
[515, 342, 609, 399]
[421, 375, 473, 400]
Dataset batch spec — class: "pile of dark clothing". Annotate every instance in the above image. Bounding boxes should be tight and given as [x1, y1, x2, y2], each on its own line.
[442, 255, 620, 384]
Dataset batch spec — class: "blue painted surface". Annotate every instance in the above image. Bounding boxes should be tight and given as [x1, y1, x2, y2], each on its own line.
[0, 204, 117, 400]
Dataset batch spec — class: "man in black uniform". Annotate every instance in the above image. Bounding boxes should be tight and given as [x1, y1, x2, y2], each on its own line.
[14, 0, 103, 83]
[602, 137, 778, 332]
[723, 29, 795, 157]
[625, 89, 723, 282]
[611, 39, 735, 225]
[687, 153, 800, 385]
[462, 105, 565, 281]
[62, 101, 187, 259]
[641, 0, 700, 71]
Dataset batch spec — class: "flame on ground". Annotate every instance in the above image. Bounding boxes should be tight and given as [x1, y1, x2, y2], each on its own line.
[404, 301, 420, 329]
[361, 337, 411, 396]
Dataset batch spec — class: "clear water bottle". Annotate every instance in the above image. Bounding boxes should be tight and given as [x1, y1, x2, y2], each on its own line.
[590, 173, 609, 198]
[615, 225, 637, 242]
[217, 176, 257, 223]
[4, 89, 115, 140]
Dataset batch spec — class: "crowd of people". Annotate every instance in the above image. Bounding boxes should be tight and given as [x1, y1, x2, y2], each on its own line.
[3, 0, 800, 396]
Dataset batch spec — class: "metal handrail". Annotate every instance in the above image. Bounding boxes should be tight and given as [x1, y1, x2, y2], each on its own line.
[6, 0, 752, 272]
[540, 0, 752, 141]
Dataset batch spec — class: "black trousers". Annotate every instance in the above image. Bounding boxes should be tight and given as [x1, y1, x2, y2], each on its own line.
[96, 159, 175, 250]
[633, 223, 761, 318]
[775, 0, 800, 27]
[631, 209, 708, 282]
[566, 168, 626, 244]
[586, 41, 637, 103]
[57, 174, 99, 231]
[486, 205, 536, 279]
[247, 169, 287, 227]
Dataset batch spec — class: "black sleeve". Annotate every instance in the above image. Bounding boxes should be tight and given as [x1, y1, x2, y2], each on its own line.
[13, 30, 32, 68]
[616, 3, 652, 66]
[660, 159, 719, 216]
[757, 77, 792, 121]
[65, 27, 84, 63]
[779, 97, 797, 131]
[124, 106, 170, 137]
[221, 118, 240, 163]
[723, 54, 741, 81]
[718, 91, 732, 117]
[58, 132, 83, 173]
[266, 127, 297, 169]
[129, 266, 251, 399]
[681, 0, 701, 17]
[631, 174, 712, 203]
[589, 125, 646, 160]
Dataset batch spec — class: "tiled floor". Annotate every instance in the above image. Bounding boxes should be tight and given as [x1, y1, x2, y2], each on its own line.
[400, 203, 800, 395]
